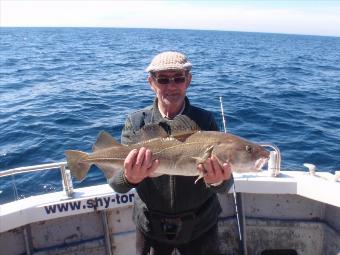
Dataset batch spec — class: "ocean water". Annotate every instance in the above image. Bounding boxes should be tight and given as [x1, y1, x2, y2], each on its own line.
[0, 28, 339, 203]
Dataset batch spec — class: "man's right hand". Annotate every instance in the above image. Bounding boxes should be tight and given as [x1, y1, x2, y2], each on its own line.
[123, 147, 159, 184]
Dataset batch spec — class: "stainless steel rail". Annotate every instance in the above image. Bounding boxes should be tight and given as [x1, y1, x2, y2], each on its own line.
[0, 162, 67, 177]
[261, 143, 281, 176]
[0, 142, 282, 200]
[0, 162, 74, 198]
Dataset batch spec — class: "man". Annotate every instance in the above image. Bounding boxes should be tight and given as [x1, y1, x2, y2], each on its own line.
[110, 51, 233, 255]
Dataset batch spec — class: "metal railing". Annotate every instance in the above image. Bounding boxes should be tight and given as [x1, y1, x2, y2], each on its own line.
[261, 143, 281, 176]
[0, 143, 281, 202]
[0, 162, 74, 198]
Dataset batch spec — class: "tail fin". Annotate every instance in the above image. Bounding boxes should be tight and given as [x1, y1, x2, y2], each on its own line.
[65, 150, 91, 181]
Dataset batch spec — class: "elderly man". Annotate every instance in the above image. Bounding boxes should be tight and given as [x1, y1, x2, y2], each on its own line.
[110, 51, 233, 255]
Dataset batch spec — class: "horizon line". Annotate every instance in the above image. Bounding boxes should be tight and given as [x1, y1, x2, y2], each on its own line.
[1, 26, 339, 38]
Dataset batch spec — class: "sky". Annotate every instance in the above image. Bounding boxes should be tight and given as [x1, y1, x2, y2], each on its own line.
[1, 0, 340, 37]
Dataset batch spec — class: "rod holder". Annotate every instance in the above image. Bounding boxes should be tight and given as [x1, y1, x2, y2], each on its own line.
[261, 144, 281, 177]
[303, 163, 316, 176]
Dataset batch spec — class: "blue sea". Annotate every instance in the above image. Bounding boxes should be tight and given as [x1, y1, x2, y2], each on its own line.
[1, 28, 340, 204]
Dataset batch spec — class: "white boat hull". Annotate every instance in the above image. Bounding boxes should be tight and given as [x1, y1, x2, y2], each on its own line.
[1, 171, 339, 255]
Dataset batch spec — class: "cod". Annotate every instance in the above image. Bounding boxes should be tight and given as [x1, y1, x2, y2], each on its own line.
[65, 115, 269, 182]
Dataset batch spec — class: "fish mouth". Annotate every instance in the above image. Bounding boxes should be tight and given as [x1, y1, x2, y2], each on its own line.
[255, 157, 269, 171]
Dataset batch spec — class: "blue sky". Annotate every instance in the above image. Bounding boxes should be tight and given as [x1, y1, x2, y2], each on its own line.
[1, 1, 340, 37]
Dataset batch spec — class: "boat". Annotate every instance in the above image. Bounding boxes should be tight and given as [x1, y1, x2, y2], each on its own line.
[0, 145, 339, 255]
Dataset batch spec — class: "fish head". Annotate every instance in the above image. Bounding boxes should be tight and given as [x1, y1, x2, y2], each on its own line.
[214, 134, 270, 173]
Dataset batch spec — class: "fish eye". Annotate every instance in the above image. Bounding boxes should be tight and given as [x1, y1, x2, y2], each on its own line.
[245, 145, 253, 153]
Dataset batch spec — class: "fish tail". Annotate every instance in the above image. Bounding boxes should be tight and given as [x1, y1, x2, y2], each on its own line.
[65, 150, 91, 181]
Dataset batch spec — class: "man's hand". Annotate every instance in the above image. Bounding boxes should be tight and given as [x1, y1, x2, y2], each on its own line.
[197, 155, 232, 185]
[124, 147, 159, 184]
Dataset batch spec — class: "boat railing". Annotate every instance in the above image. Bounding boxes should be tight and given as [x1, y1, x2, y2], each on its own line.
[0, 162, 74, 199]
[261, 143, 281, 176]
[0, 144, 282, 202]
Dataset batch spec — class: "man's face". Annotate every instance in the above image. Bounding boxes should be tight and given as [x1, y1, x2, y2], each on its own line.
[148, 70, 192, 108]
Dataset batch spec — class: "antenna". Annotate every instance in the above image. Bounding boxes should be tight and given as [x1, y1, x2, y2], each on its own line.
[219, 96, 246, 254]
[219, 96, 227, 133]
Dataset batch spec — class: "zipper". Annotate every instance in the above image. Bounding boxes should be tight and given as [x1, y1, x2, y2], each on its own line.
[170, 176, 175, 210]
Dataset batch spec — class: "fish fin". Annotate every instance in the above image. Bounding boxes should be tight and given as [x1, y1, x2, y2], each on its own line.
[213, 155, 224, 166]
[192, 146, 214, 164]
[170, 115, 201, 133]
[171, 132, 196, 142]
[161, 115, 200, 137]
[194, 173, 204, 184]
[192, 157, 203, 164]
[203, 145, 214, 159]
[65, 150, 91, 181]
[133, 115, 200, 142]
[94, 163, 121, 179]
[138, 123, 169, 141]
[159, 115, 200, 142]
[93, 131, 121, 151]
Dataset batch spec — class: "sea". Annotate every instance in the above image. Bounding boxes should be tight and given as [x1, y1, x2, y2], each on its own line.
[1, 28, 340, 204]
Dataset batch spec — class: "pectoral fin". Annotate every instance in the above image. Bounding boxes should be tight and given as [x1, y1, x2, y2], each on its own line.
[192, 145, 214, 164]
[194, 172, 204, 184]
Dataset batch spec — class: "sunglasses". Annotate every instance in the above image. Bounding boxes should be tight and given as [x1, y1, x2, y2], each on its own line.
[152, 75, 186, 85]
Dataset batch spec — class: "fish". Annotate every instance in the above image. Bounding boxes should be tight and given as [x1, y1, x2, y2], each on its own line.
[65, 115, 270, 182]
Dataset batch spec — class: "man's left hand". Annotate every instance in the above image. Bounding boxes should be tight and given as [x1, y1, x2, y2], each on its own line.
[197, 155, 232, 185]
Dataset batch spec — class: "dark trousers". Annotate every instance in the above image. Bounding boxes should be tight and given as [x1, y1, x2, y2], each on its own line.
[136, 224, 223, 255]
